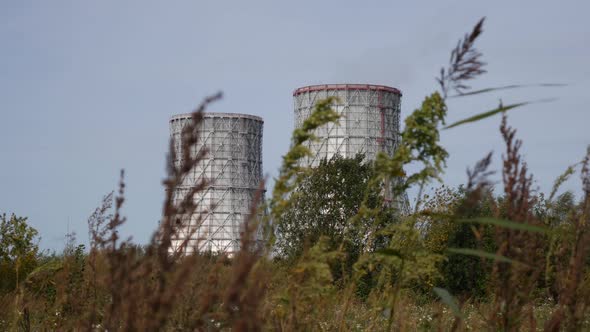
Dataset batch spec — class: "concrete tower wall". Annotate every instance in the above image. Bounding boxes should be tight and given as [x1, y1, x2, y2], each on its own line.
[293, 84, 408, 212]
[169, 112, 263, 253]
[293, 84, 402, 166]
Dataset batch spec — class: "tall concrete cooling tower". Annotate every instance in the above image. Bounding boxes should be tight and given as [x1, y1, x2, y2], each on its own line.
[293, 84, 408, 210]
[294, 84, 401, 165]
[169, 112, 264, 254]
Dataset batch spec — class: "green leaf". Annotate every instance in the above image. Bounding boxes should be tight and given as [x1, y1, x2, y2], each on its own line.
[444, 98, 558, 129]
[447, 248, 518, 264]
[24, 259, 63, 283]
[375, 248, 403, 259]
[418, 211, 454, 220]
[448, 83, 566, 98]
[443, 102, 529, 129]
[433, 287, 464, 319]
[549, 164, 577, 202]
[458, 217, 549, 234]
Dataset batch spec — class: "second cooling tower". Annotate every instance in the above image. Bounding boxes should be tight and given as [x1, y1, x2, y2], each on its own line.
[293, 84, 402, 166]
[169, 112, 263, 254]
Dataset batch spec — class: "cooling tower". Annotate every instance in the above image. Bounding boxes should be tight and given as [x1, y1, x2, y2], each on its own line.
[293, 84, 408, 210]
[169, 112, 264, 254]
[294, 84, 402, 165]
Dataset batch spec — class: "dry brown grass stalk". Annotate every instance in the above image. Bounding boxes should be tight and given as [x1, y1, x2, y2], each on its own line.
[486, 114, 546, 330]
[437, 17, 487, 98]
[544, 148, 590, 331]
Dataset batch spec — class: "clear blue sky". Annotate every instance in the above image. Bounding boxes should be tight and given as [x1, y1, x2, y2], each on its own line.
[1, 1, 588, 251]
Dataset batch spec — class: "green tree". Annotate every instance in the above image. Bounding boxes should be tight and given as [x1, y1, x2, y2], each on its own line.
[0, 213, 40, 294]
[421, 187, 496, 298]
[275, 154, 385, 273]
